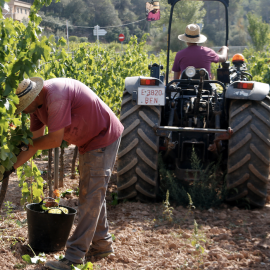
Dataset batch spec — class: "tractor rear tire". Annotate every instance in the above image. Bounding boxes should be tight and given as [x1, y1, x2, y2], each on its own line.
[227, 97, 270, 207]
[117, 90, 161, 202]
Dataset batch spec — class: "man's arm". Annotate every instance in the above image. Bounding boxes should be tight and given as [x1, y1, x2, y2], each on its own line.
[174, 71, 181, 80]
[13, 127, 65, 169]
[217, 46, 229, 62]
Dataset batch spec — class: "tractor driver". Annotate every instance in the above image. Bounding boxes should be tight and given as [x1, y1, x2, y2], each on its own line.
[172, 24, 229, 79]
[146, 1, 160, 21]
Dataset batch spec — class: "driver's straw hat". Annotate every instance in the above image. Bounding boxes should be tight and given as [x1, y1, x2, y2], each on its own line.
[15, 77, 44, 114]
[178, 24, 207, 43]
[153, 1, 160, 9]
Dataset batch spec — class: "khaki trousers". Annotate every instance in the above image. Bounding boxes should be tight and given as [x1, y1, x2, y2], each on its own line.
[65, 137, 121, 263]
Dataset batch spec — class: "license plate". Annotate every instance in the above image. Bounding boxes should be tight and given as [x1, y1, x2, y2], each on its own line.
[138, 87, 165, 106]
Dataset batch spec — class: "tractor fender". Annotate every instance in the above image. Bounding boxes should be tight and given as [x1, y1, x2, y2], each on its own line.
[225, 81, 270, 101]
[125, 76, 140, 95]
[125, 76, 165, 95]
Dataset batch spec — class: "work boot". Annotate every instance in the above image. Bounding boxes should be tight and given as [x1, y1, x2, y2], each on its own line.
[86, 246, 114, 258]
[45, 258, 77, 270]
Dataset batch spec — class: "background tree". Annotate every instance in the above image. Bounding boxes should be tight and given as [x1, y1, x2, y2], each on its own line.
[152, 0, 206, 52]
[247, 12, 270, 51]
[36, 0, 270, 48]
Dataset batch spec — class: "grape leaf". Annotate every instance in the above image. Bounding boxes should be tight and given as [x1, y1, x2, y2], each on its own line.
[22, 255, 32, 264]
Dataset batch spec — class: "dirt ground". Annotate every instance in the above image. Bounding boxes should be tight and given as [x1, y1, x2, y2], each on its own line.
[0, 145, 270, 270]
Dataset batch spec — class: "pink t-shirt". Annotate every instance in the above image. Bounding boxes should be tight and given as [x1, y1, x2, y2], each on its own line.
[147, 10, 160, 21]
[172, 46, 220, 78]
[30, 78, 124, 154]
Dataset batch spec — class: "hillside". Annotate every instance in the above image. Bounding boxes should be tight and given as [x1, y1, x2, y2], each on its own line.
[22, 0, 270, 49]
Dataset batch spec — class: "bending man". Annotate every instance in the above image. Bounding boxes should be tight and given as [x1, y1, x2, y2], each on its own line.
[13, 77, 124, 270]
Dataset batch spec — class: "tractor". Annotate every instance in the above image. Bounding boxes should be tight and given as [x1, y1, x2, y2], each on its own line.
[117, 0, 270, 207]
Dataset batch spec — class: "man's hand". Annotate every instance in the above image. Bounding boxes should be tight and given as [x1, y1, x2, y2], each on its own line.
[218, 46, 229, 53]
[13, 127, 64, 169]
[218, 46, 229, 62]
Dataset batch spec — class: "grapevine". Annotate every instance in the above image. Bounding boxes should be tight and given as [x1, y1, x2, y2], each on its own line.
[0, 0, 164, 207]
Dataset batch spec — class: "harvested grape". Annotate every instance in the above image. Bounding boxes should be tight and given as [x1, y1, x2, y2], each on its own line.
[47, 207, 68, 214]
[48, 208, 62, 214]
[59, 207, 68, 214]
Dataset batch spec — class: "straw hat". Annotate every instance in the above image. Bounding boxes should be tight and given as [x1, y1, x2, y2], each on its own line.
[153, 1, 160, 9]
[15, 77, 44, 114]
[178, 24, 207, 43]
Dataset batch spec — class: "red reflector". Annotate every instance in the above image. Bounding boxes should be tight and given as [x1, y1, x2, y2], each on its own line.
[140, 79, 146, 85]
[140, 79, 156, 85]
[237, 82, 254, 90]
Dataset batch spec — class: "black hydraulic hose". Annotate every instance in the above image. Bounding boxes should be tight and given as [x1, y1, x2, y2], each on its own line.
[242, 72, 253, 80]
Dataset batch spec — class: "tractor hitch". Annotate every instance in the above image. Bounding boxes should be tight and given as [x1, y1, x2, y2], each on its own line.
[208, 127, 233, 153]
[154, 125, 233, 137]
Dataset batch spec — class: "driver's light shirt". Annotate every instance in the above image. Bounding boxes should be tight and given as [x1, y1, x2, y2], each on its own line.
[172, 45, 219, 78]
[30, 78, 124, 154]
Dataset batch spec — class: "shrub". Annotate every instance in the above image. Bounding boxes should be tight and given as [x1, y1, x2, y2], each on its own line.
[107, 41, 121, 51]
[79, 37, 88, 43]
[69, 36, 78, 42]
[159, 148, 227, 209]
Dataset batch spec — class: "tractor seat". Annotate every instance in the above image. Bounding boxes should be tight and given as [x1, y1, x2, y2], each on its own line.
[180, 68, 210, 80]
[178, 68, 215, 94]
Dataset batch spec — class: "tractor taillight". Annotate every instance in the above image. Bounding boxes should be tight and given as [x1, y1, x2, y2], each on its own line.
[140, 79, 157, 86]
[236, 82, 254, 90]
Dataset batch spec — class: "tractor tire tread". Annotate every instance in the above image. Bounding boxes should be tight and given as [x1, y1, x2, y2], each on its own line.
[227, 98, 270, 207]
[117, 92, 160, 202]
[118, 138, 139, 159]
[138, 128, 158, 152]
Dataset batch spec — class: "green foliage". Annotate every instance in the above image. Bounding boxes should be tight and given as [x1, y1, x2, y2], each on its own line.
[38, 35, 157, 115]
[162, 190, 174, 222]
[0, 0, 162, 207]
[4, 201, 14, 218]
[69, 36, 79, 42]
[0, 0, 54, 176]
[0, 0, 49, 203]
[243, 46, 270, 84]
[247, 12, 270, 51]
[22, 245, 46, 264]
[110, 192, 118, 206]
[17, 159, 44, 205]
[190, 219, 206, 267]
[22, 253, 46, 264]
[159, 149, 227, 209]
[79, 37, 88, 43]
[72, 262, 93, 270]
[61, 188, 73, 198]
[13, 263, 26, 269]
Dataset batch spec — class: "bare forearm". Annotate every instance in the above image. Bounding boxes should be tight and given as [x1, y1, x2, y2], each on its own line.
[13, 135, 59, 169]
[30, 134, 62, 151]
[14, 149, 38, 169]
[13, 127, 64, 169]
[218, 46, 228, 62]
[174, 71, 181, 80]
